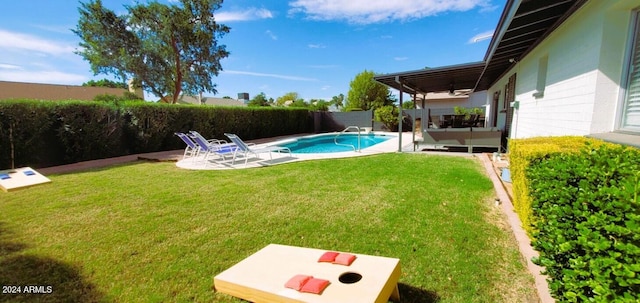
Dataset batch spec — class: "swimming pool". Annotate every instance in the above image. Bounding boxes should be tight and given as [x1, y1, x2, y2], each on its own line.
[278, 133, 393, 153]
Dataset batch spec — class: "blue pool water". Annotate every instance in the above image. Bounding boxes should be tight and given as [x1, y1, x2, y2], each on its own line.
[279, 133, 392, 153]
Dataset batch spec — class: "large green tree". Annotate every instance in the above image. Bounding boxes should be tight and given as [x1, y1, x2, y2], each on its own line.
[247, 92, 270, 107]
[345, 70, 392, 111]
[74, 0, 230, 104]
[82, 79, 127, 89]
[276, 92, 302, 106]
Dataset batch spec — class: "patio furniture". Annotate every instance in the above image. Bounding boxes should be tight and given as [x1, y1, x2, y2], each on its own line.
[419, 127, 502, 152]
[214, 243, 401, 303]
[462, 114, 481, 127]
[429, 115, 442, 129]
[441, 114, 453, 128]
[175, 132, 200, 160]
[451, 115, 466, 128]
[189, 131, 232, 147]
[224, 133, 292, 166]
[190, 134, 237, 165]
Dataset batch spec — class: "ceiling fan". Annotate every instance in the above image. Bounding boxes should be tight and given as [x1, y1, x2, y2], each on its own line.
[448, 83, 472, 96]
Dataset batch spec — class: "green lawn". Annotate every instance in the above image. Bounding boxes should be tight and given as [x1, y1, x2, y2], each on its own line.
[0, 153, 537, 302]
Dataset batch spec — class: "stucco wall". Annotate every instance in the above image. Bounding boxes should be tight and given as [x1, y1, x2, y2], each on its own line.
[0, 81, 144, 101]
[420, 91, 488, 111]
[488, 0, 638, 139]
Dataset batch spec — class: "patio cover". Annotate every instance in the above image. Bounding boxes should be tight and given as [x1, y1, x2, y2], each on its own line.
[374, 0, 588, 95]
[374, 62, 485, 96]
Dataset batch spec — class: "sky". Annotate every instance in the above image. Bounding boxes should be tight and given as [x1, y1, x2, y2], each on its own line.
[0, 0, 506, 102]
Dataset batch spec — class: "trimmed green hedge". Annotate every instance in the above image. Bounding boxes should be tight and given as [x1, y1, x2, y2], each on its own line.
[508, 136, 609, 234]
[527, 143, 640, 302]
[0, 99, 311, 168]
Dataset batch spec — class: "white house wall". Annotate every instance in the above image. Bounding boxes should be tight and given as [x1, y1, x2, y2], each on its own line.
[488, 0, 638, 139]
[417, 91, 488, 112]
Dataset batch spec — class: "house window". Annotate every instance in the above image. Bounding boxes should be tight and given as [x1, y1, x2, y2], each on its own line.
[502, 85, 509, 111]
[622, 10, 640, 131]
[491, 91, 500, 127]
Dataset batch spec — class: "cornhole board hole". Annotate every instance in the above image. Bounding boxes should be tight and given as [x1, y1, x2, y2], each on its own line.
[214, 244, 401, 303]
[0, 167, 51, 192]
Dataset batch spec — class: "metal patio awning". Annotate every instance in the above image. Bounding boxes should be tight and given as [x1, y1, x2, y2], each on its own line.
[374, 0, 588, 95]
[373, 62, 486, 96]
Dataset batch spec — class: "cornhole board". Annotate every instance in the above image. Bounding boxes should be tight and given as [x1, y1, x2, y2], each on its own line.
[214, 244, 401, 303]
[0, 167, 51, 192]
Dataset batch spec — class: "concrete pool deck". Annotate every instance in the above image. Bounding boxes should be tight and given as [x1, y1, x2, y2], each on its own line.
[175, 131, 415, 170]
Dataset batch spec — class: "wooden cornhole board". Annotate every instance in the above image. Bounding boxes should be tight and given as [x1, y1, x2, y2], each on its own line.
[0, 167, 51, 192]
[214, 244, 401, 303]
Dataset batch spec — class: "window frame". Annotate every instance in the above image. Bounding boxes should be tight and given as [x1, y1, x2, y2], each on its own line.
[618, 9, 640, 132]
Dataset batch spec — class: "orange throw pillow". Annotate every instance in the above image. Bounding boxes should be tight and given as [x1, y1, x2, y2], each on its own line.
[333, 253, 356, 266]
[300, 278, 330, 294]
[284, 275, 312, 291]
[318, 251, 339, 262]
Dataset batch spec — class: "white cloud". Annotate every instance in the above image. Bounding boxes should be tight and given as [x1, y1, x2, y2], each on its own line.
[0, 70, 87, 84]
[308, 43, 326, 49]
[223, 70, 317, 81]
[288, 0, 493, 24]
[0, 63, 22, 70]
[0, 29, 76, 56]
[468, 30, 494, 43]
[216, 8, 274, 22]
[32, 24, 75, 35]
[479, 4, 501, 13]
[265, 30, 278, 40]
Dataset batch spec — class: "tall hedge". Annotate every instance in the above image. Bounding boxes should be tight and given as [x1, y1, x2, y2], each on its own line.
[53, 101, 124, 163]
[0, 99, 311, 168]
[0, 100, 55, 168]
[528, 143, 640, 302]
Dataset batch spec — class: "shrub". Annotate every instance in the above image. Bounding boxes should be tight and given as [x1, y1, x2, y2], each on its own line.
[0, 100, 55, 168]
[0, 100, 310, 168]
[374, 105, 399, 131]
[122, 102, 177, 153]
[527, 143, 640, 302]
[453, 106, 484, 118]
[94, 92, 144, 104]
[508, 136, 608, 234]
[52, 101, 124, 163]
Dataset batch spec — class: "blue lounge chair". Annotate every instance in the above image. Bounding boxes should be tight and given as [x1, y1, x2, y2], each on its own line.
[175, 132, 200, 160]
[224, 133, 291, 166]
[190, 133, 237, 165]
[189, 131, 231, 147]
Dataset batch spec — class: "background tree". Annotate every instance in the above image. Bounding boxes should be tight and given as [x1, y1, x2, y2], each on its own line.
[402, 100, 415, 109]
[331, 93, 344, 110]
[345, 70, 392, 111]
[74, 0, 230, 104]
[276, 92, 301, 106]
[94, 91, 144, 103]
[82, 79, 127, 89]
[290, 99, 308, 107]
[374, 105, 400, 131]
[247, 92, 270, 107]
[309, 99, 329, 111]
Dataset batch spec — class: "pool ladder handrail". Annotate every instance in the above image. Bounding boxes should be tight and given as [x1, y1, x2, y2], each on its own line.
[334, 126, 361, 152]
